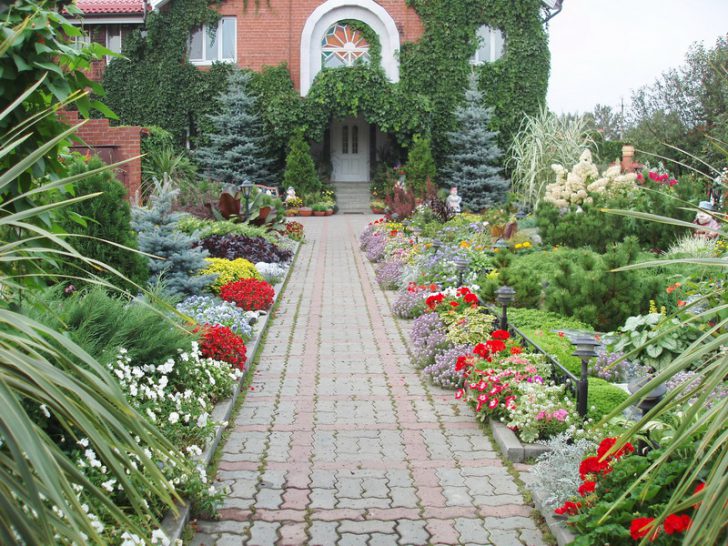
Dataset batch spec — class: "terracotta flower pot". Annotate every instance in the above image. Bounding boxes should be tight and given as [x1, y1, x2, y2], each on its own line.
[286, 209, 298, 216]
[313, 210, 327, 217]
[325, 209, 334, 216]
[298, 207, 312, 217]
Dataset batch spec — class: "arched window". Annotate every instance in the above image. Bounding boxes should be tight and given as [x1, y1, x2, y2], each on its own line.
[471, 25, 505, 65]
[321, 23, 371, 69]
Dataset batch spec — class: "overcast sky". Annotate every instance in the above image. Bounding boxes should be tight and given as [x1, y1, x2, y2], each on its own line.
[547, 0, 728, 115]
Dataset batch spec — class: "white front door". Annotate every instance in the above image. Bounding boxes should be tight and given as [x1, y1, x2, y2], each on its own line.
[331, 117, 369, 182]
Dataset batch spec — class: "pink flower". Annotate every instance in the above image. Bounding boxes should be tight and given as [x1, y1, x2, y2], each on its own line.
[455, 389, 464, 400]
[552, 409, 569, 421]
[536, 411, 546, 420]
[488, 398, 499, 409]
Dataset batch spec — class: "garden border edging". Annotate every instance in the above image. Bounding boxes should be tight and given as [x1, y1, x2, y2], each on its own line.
[488, 419, 550, 463]
[161, 241, 301, 542]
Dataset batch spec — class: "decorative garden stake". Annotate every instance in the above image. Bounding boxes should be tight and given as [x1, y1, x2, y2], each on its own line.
[495, 285, 516, 331]
[241, 179, 254, 222]
[454, 255, 469, 287]
[571, 334, 600, 418]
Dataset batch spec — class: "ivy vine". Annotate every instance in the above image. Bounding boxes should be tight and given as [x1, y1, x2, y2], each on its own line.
[402, 0, 549, 163]
[102, 0, 231, 141]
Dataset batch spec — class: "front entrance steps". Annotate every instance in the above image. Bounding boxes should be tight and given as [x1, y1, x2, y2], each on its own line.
[333, 181, 370, 214]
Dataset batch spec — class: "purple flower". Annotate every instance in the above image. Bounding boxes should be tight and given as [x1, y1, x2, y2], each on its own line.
[423, 344, 473, 389]
[375, 261, 404, 290]
[666, 371, 727, 409]
[393, 289, 426, 319]
[410, 312, 448, 368]
[364, 233, 386, 262]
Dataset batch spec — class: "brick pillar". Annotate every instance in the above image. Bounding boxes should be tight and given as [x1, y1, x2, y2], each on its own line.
[621, 144, 636, 173]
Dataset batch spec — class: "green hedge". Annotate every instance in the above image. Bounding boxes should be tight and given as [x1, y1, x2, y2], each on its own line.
[587, 378, 630, 421]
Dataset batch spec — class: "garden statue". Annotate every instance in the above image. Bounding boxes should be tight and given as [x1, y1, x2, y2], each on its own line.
[694, 201, 720, 239]
[446, 186, 462, 213]
[285, 187, 297, 203]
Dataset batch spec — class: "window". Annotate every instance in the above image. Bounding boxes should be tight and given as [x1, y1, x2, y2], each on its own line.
[72, 31, 91, 51]
[342, 125, 349, 154]
[351, 125, 359, 154]
[471, 25, 505, 64]
[321, 23, 370, 69]
[106, 26, 123, 62]
[189, 17, 236, 64]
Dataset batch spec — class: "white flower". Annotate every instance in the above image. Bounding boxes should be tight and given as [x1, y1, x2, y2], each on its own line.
[196, 413, 208, 428]
[40, 404, 50, 418]
[146, 408, 157, 422]
[168, 412, 180, 424]
[151, 529, 171, 546]
[101, 479, 116, 492]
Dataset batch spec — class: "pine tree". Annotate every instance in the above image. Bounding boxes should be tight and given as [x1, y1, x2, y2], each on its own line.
[195, 70, 276, 184]
[131, 177, 213, 298]
[442, 74, 509, 211]
[283, 131, 321, 197]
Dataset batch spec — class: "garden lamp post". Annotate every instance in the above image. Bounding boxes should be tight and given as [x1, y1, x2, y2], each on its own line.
[571, 334, 600, 418]
[240, 179, 254, 222]
[495, 285, 516, 331]
[402, 219, 411, 234]
[412, 226, 422, 243]
[628, 375, 667, 417]
[453, 255, 469, 287]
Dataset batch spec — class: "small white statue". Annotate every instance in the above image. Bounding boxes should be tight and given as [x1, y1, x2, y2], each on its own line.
[447, 186, 462, 213]
[285, 187, 297, 203]
[694, 201, 720, 239]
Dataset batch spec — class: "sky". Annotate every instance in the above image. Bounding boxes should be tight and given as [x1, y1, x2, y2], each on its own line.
[547, 0, 728, 115]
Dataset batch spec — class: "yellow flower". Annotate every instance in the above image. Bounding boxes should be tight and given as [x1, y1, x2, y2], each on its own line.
[459, 241, 471, 248]
[515, 243, 523, 249]
[523, 241, 532, 248]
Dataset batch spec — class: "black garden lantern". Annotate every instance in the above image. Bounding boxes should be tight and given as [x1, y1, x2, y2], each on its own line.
[495, 285, 516, 331]
[571, 334, 600, 418]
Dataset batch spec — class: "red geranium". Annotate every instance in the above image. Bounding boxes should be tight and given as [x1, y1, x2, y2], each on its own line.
[578, 481, 596, 497]
[597, 437, 635, 461]
[491, 329, 510, 340]
[486, 339, 506, 353]
[199, 325, 248, 370]
[630, 517, 658, 541]
[663, 513, 692, 535]
[554, 500, 582, 516]
[220, 278, 275, 311]
[579, 456, 611, 480]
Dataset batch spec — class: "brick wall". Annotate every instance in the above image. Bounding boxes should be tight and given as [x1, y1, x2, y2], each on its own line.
[220, 0, 424, 90]
[59, 111, 144, 200]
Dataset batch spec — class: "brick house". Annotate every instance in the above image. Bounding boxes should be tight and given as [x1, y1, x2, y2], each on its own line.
[70, 0, 514, 197]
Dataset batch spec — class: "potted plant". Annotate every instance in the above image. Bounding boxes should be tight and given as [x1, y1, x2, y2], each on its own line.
[285, 196, 303, 216]
[298, 205, 312, 217]
[312, 203, 328, 217]
[370, 198, 386, 214]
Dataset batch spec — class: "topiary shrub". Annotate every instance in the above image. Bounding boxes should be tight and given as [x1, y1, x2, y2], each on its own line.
[59, 154, 148, 287]
[199, 257, 262, 293]
[405, 134, 436, 199]
[283, 130, 321, 197]
[586, 378, 630, 421]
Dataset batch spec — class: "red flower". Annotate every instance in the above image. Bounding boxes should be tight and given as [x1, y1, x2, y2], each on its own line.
[557, 331, 565, 337]
[579, 456, 610, 480]
[473, 343, 490, 358]
[389, 230, 398, 236]
[663, 514, 692, 535]
[464, 293, 478, 305]
[450, 301, 460, 308]
[455, 389, 464, 399]
[429, 284, 438, 292]
[554, 501, 582, 516]
[491, 329, 510, 340]
[578, 481, 596, 496]
[678, 300, 686, 307]
[630, 517, 658, 541]
[694, 482, 705, 495]
[486, 339, 506, 353]
[510, 346, 523, 355]
[597, 437, 634, 460]
[220, 278, 275, 311]
[199, 325, 248, 370]
[455, 356, 470, 372]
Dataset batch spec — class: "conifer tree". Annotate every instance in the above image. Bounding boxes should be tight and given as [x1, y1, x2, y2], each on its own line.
[441, 74, 509, 211]
[405, 135, 436, 199]
[283, 131, 321, 197]
[195, 70, 276, 184]
[131, 177, 213, 298]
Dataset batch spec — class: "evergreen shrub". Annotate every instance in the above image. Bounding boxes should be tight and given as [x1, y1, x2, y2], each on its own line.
[405, 135, 436, 198]
[587, 378, 630, 421]
[59, 155, 148, 287]
[23, 286, 193, 367]
[283, 131, 321, 197]
[132, 182, 213, 298]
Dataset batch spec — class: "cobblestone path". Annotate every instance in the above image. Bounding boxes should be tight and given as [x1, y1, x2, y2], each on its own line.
[193, 215, 546, 546]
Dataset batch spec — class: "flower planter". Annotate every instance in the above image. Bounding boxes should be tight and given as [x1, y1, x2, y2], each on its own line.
[313, 210, 327, 217]
[286, 209, 298, 217]
[325, 209, 334, 216]
[298, 207, 312, 217]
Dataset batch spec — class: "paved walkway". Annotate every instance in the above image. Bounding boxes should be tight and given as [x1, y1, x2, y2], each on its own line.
[193, 215, 546, 546]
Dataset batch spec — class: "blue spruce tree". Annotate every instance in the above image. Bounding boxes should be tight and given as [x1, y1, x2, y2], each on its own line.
[132, 177, 213, 298]
[442, 74, 509, 211]
[195, 70, 276, 184]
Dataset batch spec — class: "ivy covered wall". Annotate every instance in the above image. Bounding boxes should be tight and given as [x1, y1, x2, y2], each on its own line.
[103, 0, 549, 172]
[402, 0, 550, 162]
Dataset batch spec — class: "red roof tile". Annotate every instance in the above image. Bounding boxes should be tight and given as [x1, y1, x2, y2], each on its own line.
[74, 0, 146, 15]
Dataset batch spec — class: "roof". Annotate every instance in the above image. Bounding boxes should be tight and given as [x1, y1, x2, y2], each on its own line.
[74, 0, 146, 15]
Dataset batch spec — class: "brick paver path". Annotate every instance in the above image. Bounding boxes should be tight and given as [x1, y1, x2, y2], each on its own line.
[193, 215, 546, 546]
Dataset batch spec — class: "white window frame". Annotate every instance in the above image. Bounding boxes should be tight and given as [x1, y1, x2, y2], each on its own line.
[470, 25, 505, 65]
[72, 30, 91, 51]
[106, 26, 123, 63]
[188, 17, 237, 65]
